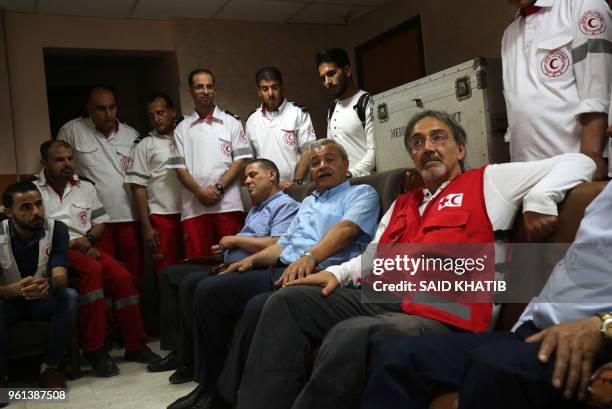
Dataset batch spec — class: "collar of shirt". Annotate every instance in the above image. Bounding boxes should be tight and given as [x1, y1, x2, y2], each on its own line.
[261, 98, 287, 117]
[515, 0, 553, 19]
[312, 180, 351, 200]
[87, 117, 120, 138]
[251, 190, 285, 212]
[149, 130, 174, 141]
[36, 169, 79, 191]
[192, 105, 221, 123]
[422, 180, 451, 203]
[8, 219, 45, 247]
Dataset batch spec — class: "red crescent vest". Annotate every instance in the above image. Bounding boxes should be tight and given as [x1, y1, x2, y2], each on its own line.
[378, 166, 495, 332]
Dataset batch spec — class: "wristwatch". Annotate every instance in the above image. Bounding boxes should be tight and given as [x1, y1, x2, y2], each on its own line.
[214, 183, 225, 195]
[292, 179, 304, 185]
[303, 251, 320, 265]
[85, 233, 97, 244]
[597, 312, 612, 340]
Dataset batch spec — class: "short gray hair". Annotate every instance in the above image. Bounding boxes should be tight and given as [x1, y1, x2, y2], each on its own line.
[309, 139, 349, 162]
[404, 110, 467, 148]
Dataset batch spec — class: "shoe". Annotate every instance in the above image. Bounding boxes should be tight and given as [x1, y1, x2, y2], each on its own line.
[0, 376, 8, 408]
[167, 384, 207, 409]
[169, 365, 194, 384]
[192, 391, 232, 409]
[39, 368, 67, 388]
[147, 351, 179, 372]
[84, 348, 120, 377]
[124, 345, 161, 363]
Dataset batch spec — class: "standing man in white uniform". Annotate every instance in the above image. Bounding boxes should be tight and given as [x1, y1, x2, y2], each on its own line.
[246, 67, 316, 188]
[57, 86, 144, 283]
[168, 69, 253, 259]
[318, 48, 375, 177]
[126, 93, 183, 276]
[503, 0, 611, 179]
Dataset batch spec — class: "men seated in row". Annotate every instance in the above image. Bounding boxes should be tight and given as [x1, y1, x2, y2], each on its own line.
[233, 110, 596, 409]
[0, 180, 79, 394]
[149, 159, 299, 384]
[126, 93, 184, 276]
[169, 139, 381, 409]
[168, 68, 252, 259]
[34, 140, 159, 377]
[58, 87, 145, 282]
[246, 66, 316, 188]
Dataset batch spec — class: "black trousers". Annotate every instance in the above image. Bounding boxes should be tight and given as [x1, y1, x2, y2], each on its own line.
[159, 264, 211, 368]
[361, 322, 587, 409]
[192, 266, 284, 396]
[236, 285, 451, 409]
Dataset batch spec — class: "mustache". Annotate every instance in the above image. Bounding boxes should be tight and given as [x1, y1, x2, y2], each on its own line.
[317, 170, 332, 178]
[422, 155, 442, 165]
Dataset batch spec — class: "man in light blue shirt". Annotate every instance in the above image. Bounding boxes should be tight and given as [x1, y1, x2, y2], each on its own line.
[168, 139, 380, 409]
[152, 159, 299, 383]
[360, 179, 612, 409]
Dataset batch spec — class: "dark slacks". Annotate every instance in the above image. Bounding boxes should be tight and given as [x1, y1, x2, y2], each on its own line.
[193, 266, 283, 393]
[361, 322, 582, 409]
[0, 287, 79, 378]
[236, 285, 450, 409]
[159, 264, 211, 368]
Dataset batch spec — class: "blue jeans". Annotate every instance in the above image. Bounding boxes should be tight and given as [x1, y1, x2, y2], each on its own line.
[0, 287, 79, 378]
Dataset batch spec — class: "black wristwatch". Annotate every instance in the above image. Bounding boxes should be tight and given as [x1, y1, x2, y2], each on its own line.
[293, 179, 304, 185]
[85, 233, 97, 244]
[214, 183, 225, 194]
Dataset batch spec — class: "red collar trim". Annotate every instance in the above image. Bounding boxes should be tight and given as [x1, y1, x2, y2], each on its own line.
[69, 177, 79, 186]
[520, 5, 541, 17]
[196, 108, 215, 122]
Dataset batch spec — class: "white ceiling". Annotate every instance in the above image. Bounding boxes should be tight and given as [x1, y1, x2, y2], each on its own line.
[0, 0, 387, 24]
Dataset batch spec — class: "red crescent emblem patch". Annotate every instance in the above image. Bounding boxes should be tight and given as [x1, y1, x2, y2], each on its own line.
[221, 141, 232, 156]
[77, 211, 88, 226]
[580, 10, 606, 35]
[282, 130, 297, 146]
[541, 50, 569, 77]
[120, 155, 133, 172]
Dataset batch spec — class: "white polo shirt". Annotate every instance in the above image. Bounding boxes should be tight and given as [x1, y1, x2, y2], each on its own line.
[57, 117, 139, 223]
[34, 170, 110, 240]
[168, 106, 253, 221]
[125, 131, 182, 215]
[327, 89, 375, 177]
[246, 99, 316, 183]
[502, 0, 611, 162]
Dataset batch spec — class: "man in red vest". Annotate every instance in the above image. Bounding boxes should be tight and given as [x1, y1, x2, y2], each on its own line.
[234, 110, 597, 409]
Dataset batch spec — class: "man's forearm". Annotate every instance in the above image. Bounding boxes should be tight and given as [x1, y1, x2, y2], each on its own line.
[308, 220, 360, 262]
[219, 159, 247, 188]
[234, 236, 279, 254]
[580, 113, 608, 159]
[247, 243, 284, 267]
[131, 184, 151, 227]
[294, 151, 310, 181]
[176, 169, 203, 194]
[50, 267, 68, 290]
[87, 223, 105, 242]
[0, 282, 22, 299]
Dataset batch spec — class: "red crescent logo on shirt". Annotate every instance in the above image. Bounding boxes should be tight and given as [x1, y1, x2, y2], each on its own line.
[77, 211, 88, 226]
[579, 10, 606, 35]
[239, 130, 248, 144]
[44, 246, 51, 257]
[307, 125, 315, 138]
[221, 141, 232, 156]
[282, 130, 297, 146]
[119, 155, 134, 172]
[541, 50, 569, 77]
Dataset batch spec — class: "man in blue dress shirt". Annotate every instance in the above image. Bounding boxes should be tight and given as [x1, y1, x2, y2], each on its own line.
[151, 159, 299, 382]
[168, 139, 380, 409]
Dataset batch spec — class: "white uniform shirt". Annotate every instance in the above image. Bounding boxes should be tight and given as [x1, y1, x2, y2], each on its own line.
[502, 0, 612, 162]
[168, 107, 253, 221]
[326, 153, 595, 286]
[57, 117, 139, 222]
[125, 131, 182, 215]
[327, 90, 375, 177]
[515, 180, 612, 331]
[246, 99, 316, 183]
[34, 170, 110, 240]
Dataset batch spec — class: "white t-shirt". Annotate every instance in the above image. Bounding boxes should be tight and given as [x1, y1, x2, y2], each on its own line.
[246, 99, 316, 183]
[326, 153, 596, 286]
[125, 131, 182, 215]
[502, 0, 611, 162]
[57, 117, 139, 222]
[34, 170, 110, 240]
[327, 90, 375, 177]
[168, 107, 253, 221]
